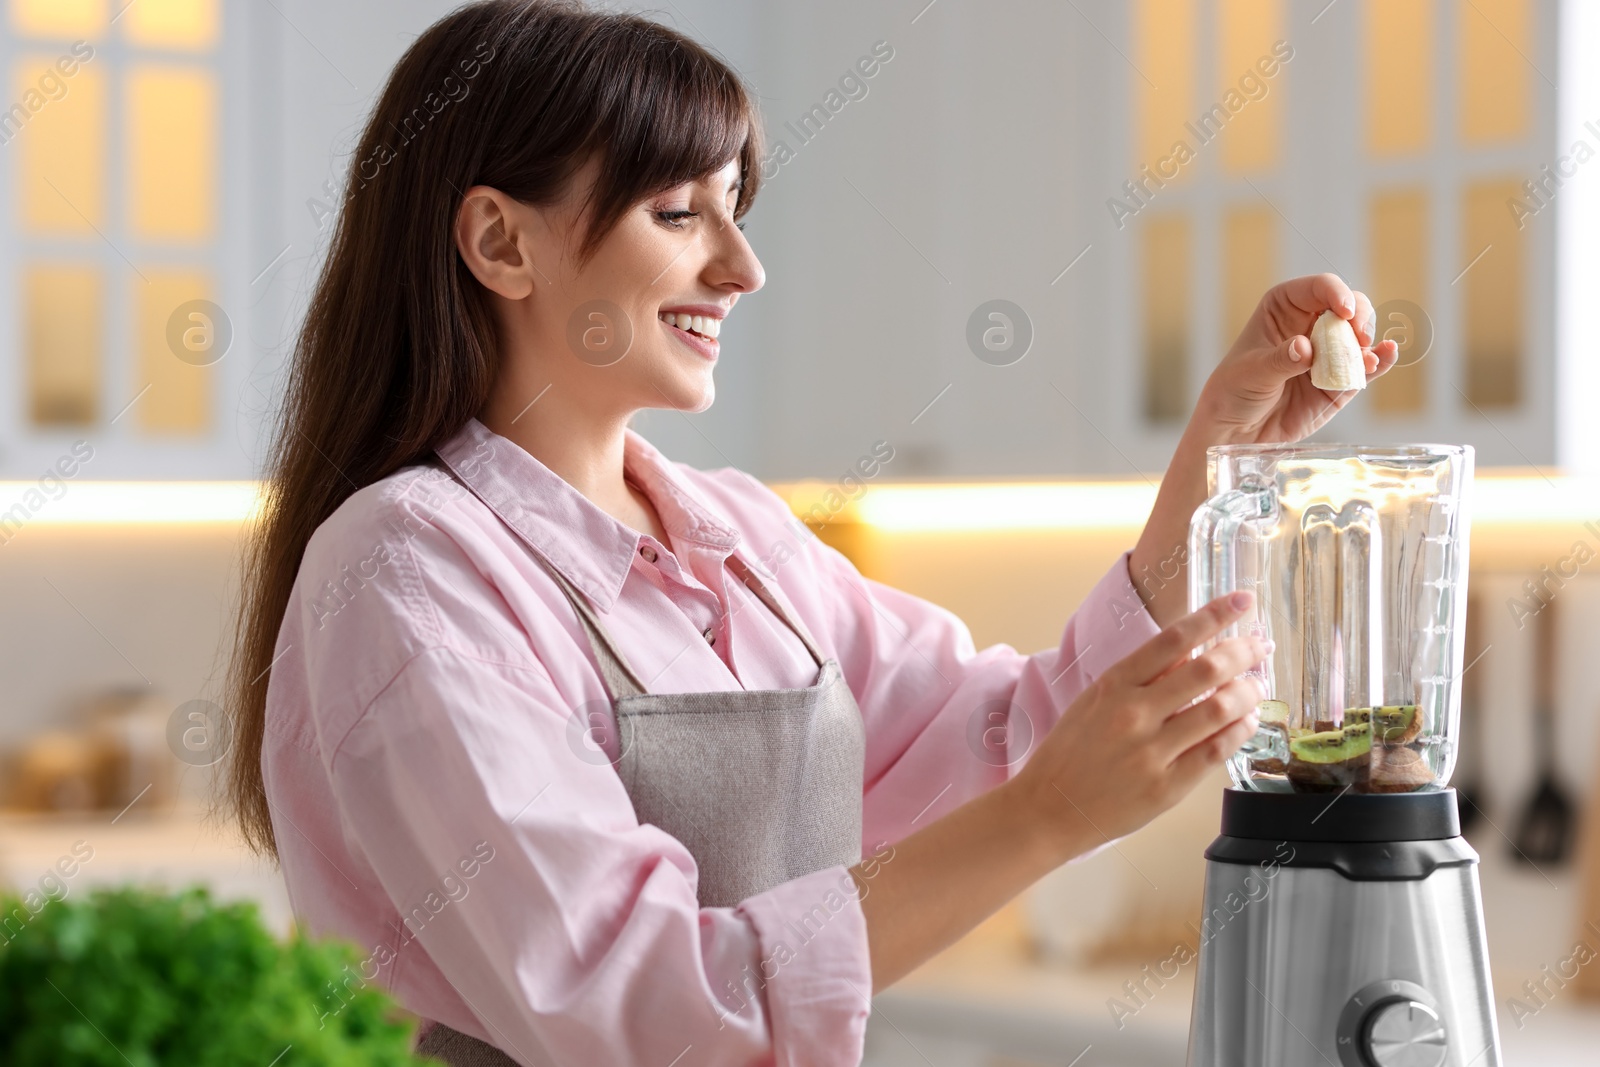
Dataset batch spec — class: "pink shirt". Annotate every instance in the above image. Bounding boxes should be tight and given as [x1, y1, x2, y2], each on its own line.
[262, 417, 1159, 1067]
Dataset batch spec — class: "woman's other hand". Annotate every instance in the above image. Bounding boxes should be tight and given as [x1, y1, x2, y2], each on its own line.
[854, 591, 1270, 990]
[1198, 272, 1400, 445]
[1011, 591, 1269, 853]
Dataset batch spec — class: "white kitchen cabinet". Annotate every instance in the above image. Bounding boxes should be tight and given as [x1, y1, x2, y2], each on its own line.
[0, 0, 259, 480]
[0, 0, 466, 481]
[665, 0, 1580, 481]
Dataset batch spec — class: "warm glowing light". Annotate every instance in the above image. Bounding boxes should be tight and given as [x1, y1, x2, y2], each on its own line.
[853, 482, 1160, 532]
[0, 471, 1588, 532]
[785, 470, 1599, 533]
[0, 481, 260, 524]
[1473, 473, 1600, 525]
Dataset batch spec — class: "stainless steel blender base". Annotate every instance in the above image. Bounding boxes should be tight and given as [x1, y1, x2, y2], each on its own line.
[1185, 858, 1499, 1066]
[1186, 791, 1501, 1067]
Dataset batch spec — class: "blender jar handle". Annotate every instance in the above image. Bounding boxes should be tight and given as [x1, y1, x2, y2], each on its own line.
[1188, 480, 1278, 764]
[1187, 480, 1277, 631]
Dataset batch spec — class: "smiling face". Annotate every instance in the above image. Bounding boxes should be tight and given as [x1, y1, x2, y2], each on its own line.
[456, 157, 764, 429]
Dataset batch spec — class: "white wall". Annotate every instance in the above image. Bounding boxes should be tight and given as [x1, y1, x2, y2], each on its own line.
[633, 0, 1118, 479]
[1556, 0, 1600, 475]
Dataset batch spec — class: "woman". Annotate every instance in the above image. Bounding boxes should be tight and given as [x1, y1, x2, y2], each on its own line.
[227, 2, 1397, 1064]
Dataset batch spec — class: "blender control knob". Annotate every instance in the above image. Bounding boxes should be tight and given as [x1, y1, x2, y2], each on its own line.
[1363, 999, 1448, 1067]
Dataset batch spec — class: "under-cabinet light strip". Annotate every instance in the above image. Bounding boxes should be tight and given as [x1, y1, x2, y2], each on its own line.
[0, 473, 1591, 530]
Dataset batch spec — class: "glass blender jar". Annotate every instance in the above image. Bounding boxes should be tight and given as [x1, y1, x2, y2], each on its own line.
[1188, 443, 1473, 795]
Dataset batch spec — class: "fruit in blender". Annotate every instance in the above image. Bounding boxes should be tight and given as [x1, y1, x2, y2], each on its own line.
[1368, 744, 1437, 793]
[1287, 720, 1373, 791]
[1372, 705, 1423, 744]
[1256, 700, 1290, 727]
[1331, 706, 1421, 742]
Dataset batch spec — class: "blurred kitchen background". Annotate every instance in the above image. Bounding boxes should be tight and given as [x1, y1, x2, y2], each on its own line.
[2, 0, 1599, 1063]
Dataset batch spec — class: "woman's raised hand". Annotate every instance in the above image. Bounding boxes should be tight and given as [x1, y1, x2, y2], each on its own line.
[1013, 591, 1271, 858]
[1196, 273, 1399, 445]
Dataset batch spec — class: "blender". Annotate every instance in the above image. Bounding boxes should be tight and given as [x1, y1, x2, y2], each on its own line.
[1184, 443, 1499, 1067]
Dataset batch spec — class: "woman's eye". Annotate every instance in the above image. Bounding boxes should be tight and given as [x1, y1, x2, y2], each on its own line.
[655, 209, 698, 228]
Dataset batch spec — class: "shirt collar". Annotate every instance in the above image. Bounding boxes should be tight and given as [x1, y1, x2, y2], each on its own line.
[435, 418, 740, 612]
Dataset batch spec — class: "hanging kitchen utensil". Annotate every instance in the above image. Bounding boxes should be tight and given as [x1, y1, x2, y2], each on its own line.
[1512, 596, 1576, 866]
[1455, 590, 1485, 834]
[1574, 688, 1600, 1003]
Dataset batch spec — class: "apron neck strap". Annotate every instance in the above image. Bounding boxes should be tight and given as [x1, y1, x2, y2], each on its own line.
[724, 553, 828, 668]
[533, 558, 651, 701]
[536, 549, 827, 703]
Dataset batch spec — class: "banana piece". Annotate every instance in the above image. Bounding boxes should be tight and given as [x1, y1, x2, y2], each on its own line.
[1308, 309, 1367, 391]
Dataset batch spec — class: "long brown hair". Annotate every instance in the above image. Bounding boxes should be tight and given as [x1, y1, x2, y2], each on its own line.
[225, 0, 764, 858]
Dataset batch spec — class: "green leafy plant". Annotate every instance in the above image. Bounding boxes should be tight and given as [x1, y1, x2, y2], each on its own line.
[0, 884, 435, 1066]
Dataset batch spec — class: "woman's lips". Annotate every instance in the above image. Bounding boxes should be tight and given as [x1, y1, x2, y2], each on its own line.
[661, 319, 719, 361]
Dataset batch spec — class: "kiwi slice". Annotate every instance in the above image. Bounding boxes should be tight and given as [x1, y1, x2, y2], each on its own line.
[1312, 709, 1374, 732]
[1290, 721, 1373, 763]
[1287, 721, 1373, 792]
[1369, 745, 1436, 793]
[1372, 705, 1423, 745]
[1256, 700, 1290, 728]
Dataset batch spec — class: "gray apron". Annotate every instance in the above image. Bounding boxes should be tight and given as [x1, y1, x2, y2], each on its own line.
[417, 514, 866, 1066]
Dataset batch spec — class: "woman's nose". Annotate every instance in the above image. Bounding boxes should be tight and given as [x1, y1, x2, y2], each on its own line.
[706, 221, 764, 295]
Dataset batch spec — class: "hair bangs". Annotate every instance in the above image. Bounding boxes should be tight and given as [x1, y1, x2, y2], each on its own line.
[576, 24, 763, 256]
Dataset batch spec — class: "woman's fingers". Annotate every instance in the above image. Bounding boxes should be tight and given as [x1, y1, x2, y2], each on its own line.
[1274, 332, 1314, 376]
[1165, 685, 1263, 784]
[1144, 633, 1271, 711]
[1351, 289, 1377, 346]
[1156, 674, 1262, 759]
[1276, 272, 1356, 320]
[1367, 337, 1399, 378]
[1110, 591, 1255, 688]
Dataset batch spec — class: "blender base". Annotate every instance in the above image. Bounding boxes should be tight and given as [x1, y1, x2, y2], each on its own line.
[1185, 788, 1501, 1067]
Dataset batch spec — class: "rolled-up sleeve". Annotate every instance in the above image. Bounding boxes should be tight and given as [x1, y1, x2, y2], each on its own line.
[325, 643, 871, 1067]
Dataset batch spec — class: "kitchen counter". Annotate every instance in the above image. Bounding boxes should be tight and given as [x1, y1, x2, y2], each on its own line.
[865, 904, 1191, 1067]
[0, 802, 293, 933]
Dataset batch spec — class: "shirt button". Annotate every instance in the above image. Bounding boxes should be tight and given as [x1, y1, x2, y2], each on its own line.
[702, 627, 716, 646]
[639, 544, 658, 563]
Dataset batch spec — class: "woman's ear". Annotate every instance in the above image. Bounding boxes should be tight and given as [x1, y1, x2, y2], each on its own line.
[454, 186, 537, 299]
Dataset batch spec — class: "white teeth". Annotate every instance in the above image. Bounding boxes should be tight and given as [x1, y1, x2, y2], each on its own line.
[659, 312, 722, 340]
